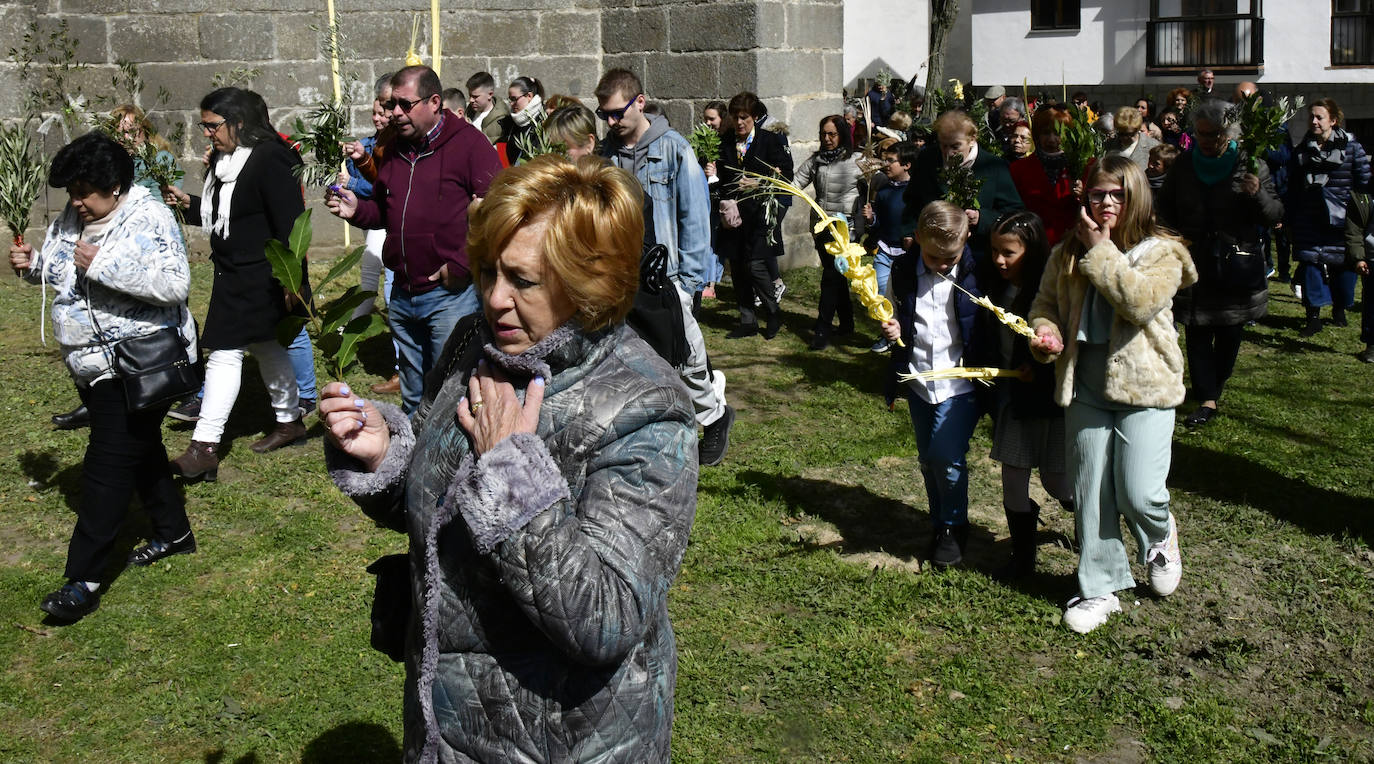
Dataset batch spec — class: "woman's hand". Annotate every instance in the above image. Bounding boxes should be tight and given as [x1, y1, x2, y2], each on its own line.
[73, 240, 99, 270]
[326, 187, 358, 219]
[9, 242, 33, 273]
[1075, 206, 1111, 249]
[320, 382, 390, 472]
[342, 140, 366, 161]
[880, 318, 902, 342]
[704, 160, 716, 179]
[1240, 172, 1260, 196]
[1030, 325, 1063, 355]
[965, 208, 980, 227]
[335, 169, 351, 189]
[457, 360, 545, 456]
[162, 185, 190, 209]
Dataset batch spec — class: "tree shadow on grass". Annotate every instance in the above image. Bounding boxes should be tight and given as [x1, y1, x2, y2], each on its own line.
[300, 720, 401, 763]
[1171, 441, 1374, 545]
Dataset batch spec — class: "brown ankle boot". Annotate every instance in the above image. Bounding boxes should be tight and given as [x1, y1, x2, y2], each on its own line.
[171, 440, 219, 482]
[370, 374, 401, 394]
[249, 418, 307, 454]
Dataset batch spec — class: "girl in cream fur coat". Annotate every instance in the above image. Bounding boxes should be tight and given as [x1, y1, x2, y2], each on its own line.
[1028, 156, 1198, 634]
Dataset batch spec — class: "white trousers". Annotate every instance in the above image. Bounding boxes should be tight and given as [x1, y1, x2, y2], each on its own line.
[192, 342, 298, 443]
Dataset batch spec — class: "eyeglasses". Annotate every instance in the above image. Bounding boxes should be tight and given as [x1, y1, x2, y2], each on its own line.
[509, 92, 531, 105]
[382, 96, 427, 113]
[1087, 188, 1127, 204]
[199, 119, 226, 133]
[820, 130, 840, 137]
[596, 94, 641, 122]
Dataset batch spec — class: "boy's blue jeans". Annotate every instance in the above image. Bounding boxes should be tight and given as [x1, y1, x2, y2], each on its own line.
[905, 389, 979, 527]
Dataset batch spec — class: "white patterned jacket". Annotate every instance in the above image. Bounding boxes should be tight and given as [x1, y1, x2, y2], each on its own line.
[23, 185, 195, 386]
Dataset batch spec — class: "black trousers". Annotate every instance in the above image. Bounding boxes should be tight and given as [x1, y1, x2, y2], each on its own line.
[65, 378, 189, 582]
[732, 255, 778, 327]
[813, 234, 853, 334]
[1185, 324, 1245, 403]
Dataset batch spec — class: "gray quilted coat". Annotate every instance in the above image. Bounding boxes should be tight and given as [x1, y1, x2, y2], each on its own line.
[328, 319, 698, 763]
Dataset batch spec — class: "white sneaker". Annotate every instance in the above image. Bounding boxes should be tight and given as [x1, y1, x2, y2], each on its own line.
[774, 280, 786, 302]
[710, 369, 726, 402]
[1063, 593, 1122, 634]
[1146, 512, 1183, 597]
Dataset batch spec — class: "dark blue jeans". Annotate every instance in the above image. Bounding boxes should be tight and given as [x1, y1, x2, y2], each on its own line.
[389, 283, 480, 414]
[906, 389, 979, 528]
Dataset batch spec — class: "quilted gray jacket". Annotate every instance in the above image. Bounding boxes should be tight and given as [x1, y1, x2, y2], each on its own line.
[328, 318, 698, 763]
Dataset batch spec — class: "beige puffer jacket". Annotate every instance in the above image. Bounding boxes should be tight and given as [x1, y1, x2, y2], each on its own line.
[1028, 236, 1199, 409]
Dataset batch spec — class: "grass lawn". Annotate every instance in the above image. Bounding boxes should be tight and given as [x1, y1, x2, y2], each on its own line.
[0, 253, 1370, 762]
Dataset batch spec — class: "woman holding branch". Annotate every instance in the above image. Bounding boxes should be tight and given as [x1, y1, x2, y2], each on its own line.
[162, 87, 308, 481]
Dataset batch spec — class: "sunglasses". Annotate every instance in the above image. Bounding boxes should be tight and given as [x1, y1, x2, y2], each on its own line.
[1087, 188, 1127, 204]
[596, 94, 641, 121]
[382, 96, 428, 113]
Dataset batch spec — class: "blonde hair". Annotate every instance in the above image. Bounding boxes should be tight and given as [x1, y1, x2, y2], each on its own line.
[110, 104, 172, 153]
[544, 104, 597, 154]
[887, 111, 912, 132]
[916, 200, 969, 253]
[933, 110, 978, 142]
[467, 155, 643, 331]
[1113, 105, 1142, 133]
[1060, 155, 1178, 260]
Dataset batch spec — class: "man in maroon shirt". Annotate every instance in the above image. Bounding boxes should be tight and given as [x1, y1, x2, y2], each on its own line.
[328, 66, 502, 413]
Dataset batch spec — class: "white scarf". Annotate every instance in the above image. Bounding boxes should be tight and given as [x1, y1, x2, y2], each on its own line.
[201, 146, 253, 239]
[511, 94, 544, 127]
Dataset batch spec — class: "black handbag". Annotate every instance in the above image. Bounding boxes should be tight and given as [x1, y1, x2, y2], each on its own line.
[89, 296, 203, 412]
[1209, 233, 1267, 292]
[365, 554, 410, 662]
[627, 243, 689, 367]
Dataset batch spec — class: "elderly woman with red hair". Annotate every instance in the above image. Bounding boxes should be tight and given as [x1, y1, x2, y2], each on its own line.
[1009, 107, 1081, 246]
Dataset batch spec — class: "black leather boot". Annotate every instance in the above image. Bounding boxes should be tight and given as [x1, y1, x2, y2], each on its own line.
[995, 501, 1040, 581]
[1299, 306, 1322, 337]
[52, 403, 90, 430]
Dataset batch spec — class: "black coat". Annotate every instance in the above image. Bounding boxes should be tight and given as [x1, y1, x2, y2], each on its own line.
[1158, 150, 1283, 326]
[186, 141, 307, 349]
[717, 127, 793, 260]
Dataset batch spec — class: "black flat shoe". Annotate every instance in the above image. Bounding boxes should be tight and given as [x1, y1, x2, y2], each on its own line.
[726, 325, 759, 339]
[1184, 405, 1218, 428]
[808, 333, 830, 351]
[127, 532, 197, 566]
[52, 404, 90, 430]
[40, 581, 100, 621]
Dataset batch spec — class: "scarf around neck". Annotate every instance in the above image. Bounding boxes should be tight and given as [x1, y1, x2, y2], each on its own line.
[1193, 140, 1239, 186]
[815, 146, 849, 164]
[1300, 127, 1350, 188]
[201, 145, 253, 239]
[1036, 150, 1068, 184]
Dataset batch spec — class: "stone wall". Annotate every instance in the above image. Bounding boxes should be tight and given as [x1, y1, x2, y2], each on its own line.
[0, 0, 845, 265]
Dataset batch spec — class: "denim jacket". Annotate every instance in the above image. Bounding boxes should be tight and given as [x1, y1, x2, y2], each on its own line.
[602, 121, 712, 293]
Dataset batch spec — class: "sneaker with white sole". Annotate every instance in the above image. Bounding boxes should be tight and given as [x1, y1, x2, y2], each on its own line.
[1146, 512, 1182, 596]
[1063, 593, 1122, 634]
[774, 280, 786, 303]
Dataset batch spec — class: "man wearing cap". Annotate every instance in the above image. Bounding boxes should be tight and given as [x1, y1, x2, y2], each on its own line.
[983, 85, 1007, 135]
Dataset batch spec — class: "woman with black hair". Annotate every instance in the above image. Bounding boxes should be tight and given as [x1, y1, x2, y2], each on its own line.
[793, 114, 863, 349]
[10, 132, 197, 621]
[163, 87, 307, 481]
[505, 75, 547, 164]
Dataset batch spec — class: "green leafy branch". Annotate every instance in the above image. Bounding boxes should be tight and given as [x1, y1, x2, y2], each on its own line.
[1056, 105, 1103, 180]
[290, 101, 351, 188]
[938, 153, 984, 210]
[1234, 92, 1305, 174]
[688, 122, 721, 163]
[511, 117, 566, 164]
[0, 123, 50, 245]
[266, 210, 387, 383]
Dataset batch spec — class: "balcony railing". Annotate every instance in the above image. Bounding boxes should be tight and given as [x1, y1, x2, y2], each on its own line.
[1332, 11, 1374, 65]
[1147, 14, 1264, 73]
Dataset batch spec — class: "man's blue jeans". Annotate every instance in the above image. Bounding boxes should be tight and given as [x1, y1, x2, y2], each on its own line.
[389, 283, 480, 413]
[906, 390, 979, 527]
[287, 326, 317, 402]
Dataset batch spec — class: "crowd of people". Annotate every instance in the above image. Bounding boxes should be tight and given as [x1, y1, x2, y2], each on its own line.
[10, 56, 1370, 758]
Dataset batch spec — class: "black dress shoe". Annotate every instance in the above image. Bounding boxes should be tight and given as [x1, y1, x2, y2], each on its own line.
[40, 581, 100, 621]
[52, 404, 90, 430]
[1183, 405, 1218, 428]
[128, 532, 197, 566]
[726, 325, 759, 339]
[762, 315, 781, 340]
[808, 333, 830, 350]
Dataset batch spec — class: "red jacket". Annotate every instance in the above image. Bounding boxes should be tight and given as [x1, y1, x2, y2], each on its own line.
[352, 110, 502, 294]
[1009, 155, 1080, 247]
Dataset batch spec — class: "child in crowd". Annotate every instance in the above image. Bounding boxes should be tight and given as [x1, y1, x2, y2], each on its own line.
[1146, 143, 1180, 196]
[1029, 156, 1195, 634]
[981, 211, 1071, 579]
[881, 201, 983, 568]
[863, 140, 918, 352]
